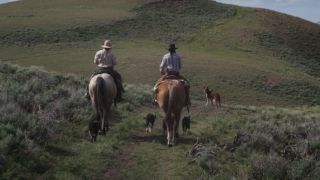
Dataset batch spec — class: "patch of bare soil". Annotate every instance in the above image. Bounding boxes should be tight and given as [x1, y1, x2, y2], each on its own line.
[101, 131, 152, 180]
[101, 142, 137, 180]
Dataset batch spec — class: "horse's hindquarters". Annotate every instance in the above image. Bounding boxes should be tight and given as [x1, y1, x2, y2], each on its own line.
[157, 80, 186, 146]
[88, 74, 117, 140]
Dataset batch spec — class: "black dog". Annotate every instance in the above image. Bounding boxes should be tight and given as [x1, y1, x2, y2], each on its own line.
[89, 121, 99, 142]
[182, 116, 191, 134]
[145, 113, 156, 133]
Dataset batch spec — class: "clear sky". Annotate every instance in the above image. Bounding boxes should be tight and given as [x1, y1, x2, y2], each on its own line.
[0, 0, 18, 4]
[215, 0, 320, 23]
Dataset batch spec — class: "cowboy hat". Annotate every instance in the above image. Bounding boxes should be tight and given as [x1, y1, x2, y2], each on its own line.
[167, 43, 178, 50]
[101, 40, 112, 49]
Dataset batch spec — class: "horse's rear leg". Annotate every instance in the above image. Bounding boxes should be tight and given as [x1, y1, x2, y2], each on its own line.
[96, 112, 104, 135]
[162, 121, 167, 137]
[101, 110, 110, 135]
[173, 112, 181, 144]
[100, 112, 106, 135]
[163, 115, 172, 147]
[105, 109, 110, 131]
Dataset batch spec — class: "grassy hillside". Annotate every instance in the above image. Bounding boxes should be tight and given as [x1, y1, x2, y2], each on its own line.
[0, 0, 153, 32]
[0, 0, 319, 107]
[0, 62, 153, 179]
[1, 63, 320, 179]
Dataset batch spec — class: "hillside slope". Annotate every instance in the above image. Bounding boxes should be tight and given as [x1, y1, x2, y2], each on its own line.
[0, 0, 319, 107]
[0, 62, 152, 179]
[1, 62, 320, 179]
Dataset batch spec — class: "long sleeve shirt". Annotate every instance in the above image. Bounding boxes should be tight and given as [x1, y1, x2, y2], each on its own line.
[94, 49, 117, 68]
[160, 52, 181, 73]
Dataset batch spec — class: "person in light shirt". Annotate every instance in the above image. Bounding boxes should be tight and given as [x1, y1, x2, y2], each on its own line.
[153, 43, 190, 106]
[85, 40, 124, 102]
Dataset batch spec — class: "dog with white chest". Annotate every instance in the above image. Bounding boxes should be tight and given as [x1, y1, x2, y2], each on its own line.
[204, 86, 221, 108]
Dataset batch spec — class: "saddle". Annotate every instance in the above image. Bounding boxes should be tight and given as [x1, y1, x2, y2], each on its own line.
[162, 74, 180, 80]
[163, 76, 189, 89]
[159, 75, 187, 84]
[154, 75, 189, 94]
[92, 68, 113, 77]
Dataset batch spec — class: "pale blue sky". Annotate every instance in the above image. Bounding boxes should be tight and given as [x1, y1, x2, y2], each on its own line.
[0, 0, 18, 4]
[215, 0, 320, 23]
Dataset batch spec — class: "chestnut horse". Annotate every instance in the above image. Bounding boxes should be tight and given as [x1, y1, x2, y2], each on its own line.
[88, 73, 117, 142]
[156, 79, 187, 146]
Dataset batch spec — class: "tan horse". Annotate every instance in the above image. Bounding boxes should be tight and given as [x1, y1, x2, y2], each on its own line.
[88, 73, 117, 141]
[156, 79, 187, 146]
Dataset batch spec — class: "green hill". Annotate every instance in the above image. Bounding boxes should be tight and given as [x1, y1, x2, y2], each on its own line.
[1, 63, 320, 179]
[0, 0, 319, 106]
[1, 0, 320, 179]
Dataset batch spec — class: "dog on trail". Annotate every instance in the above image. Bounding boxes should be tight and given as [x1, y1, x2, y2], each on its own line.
[182, 116, 191, 134]
[204, 86, 221, 108]
[145, 113, 156, 133]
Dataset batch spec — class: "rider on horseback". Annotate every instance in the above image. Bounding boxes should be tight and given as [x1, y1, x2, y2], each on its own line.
[153, 43, 191, 106]
[85, 40, 124, 102]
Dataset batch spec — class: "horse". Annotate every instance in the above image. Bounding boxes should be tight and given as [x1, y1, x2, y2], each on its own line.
[88, 73, 117, 142]
[204, 86, 221, 108]
[156, 79, 187, 146]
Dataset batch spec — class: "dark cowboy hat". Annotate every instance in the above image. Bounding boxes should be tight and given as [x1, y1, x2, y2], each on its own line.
[167, 43, 178, 50]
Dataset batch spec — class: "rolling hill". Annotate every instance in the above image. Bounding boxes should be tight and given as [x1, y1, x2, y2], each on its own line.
[1, 0, 320, 179]
[0, 0, 319, 106]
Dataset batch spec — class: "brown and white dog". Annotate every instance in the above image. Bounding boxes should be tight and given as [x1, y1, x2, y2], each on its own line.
[204, 86, 221, 108]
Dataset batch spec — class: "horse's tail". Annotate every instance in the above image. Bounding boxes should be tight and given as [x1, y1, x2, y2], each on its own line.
[94, 77, 107, 118]
[167, 81, 176, 118]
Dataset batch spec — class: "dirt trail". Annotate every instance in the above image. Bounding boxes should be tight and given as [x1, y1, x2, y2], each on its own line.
[102, 130, 153, 180]
[101, 104, 219, 179]
[102, 142, 136, 180]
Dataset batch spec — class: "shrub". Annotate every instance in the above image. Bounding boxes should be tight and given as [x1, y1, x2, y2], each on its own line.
[0, 63, 93, 178]
[249, 154, 287, 179]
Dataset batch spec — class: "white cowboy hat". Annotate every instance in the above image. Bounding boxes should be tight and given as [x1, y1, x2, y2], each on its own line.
[101, 40, 112, 49]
